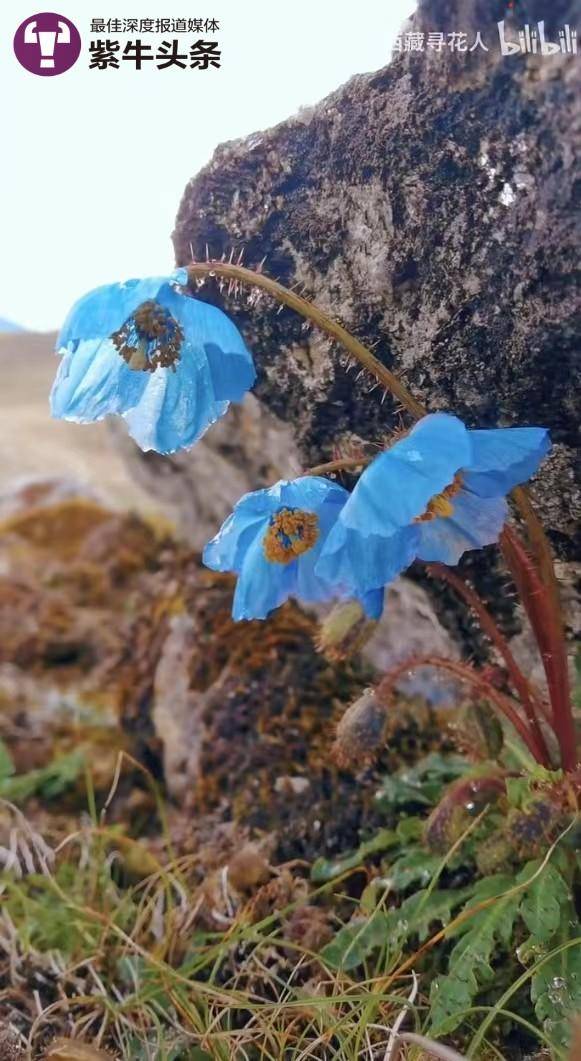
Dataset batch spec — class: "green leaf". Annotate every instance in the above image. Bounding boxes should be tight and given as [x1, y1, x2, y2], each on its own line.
[310, 828, 398, 882]
[400, 885, 475, 942]
[383, 850, 444, 891]
[531, 935, 581, 1050]
[573, 646, 581, 711]
[429, 875, 521, 1035]
[374, 753, 468, 810]
[0, 748, 85, 803]
[396, 817, 424, 843]
[0, 739, 14, 782]
[518, 860, 570, 945]
[505, 776, 531, 810]
[320, 909, 389, 970]
[321, 886, 472, 971]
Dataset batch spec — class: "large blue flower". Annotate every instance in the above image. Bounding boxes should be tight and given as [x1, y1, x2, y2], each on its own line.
[203, 476, 384, 622]
[50, 269, 256, 454]
[317, 413, 550, 594]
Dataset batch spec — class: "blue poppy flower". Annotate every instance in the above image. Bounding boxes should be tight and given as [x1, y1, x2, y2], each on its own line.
[317, 413, 550, 594]
[203, 476, 384, 622]
[50, 269, 256, 454]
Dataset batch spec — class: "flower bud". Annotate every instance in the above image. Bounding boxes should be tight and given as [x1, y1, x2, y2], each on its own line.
[332, 689, 387, 770]
[317, 600, 377, 661]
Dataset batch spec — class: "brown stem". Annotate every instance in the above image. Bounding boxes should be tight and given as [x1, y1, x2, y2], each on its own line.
[513, 485, 562, 620]
[426, 563, 551, 759]
[186, 260, 426, 420]
[307, 456, 371, 477]
[376, 654, 550, 766]
[500, 526, 575, 771]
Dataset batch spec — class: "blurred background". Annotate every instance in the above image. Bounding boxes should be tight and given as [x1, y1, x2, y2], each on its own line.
[1, 0, 413, 504]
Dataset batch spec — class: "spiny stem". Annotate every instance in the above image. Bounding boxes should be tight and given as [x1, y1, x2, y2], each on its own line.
[308, 456, 371, 477]
[186, 260, 426, 420]
[377, 654, 550, 766]
[513, 484, 564, 627]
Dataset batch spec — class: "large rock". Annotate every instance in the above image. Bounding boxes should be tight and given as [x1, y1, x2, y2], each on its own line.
[118, 0, 580, 652]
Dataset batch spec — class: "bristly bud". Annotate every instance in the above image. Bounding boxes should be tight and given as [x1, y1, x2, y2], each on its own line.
[316, 600, 377, 662]
[507, 797, 565, 858]
[476, 795, 567, 872]
[424, 773, 506, 853]
[332, 689, 387, 771]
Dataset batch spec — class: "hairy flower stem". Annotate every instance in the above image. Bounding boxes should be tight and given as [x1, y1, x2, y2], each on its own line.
[308, 456, 371, 477]
[377, 655, 550, 766]
[512, 484, 564, 630]
[186, 260, 426, 419]
[501, 526, 575, 771]
[426, 563, 551, 761]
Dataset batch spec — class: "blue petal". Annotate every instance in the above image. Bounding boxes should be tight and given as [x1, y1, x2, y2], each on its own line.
[203, 477, 345, 576]
[360, 588, 385, 620]
[279, 475, 351, 513]
[158, 288, 256, 402]
[205, 476, 358, 619]
[50, 338, 149, 421]
[292, 486, 348, 603]
[204, 501, 272, 574]
[464, 427, 551, 497]
[416, 490, 508, 564]
[122, 341, 230, 454]
[317, 519, 419, 595]
[232, 532, 289, 620]
[339, 414, 471, 536]
[57, 275, 179, 349]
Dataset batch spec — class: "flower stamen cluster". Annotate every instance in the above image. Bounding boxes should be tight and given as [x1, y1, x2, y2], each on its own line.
[263, 507, 319, 564]
[415, 473, 463, 523]
[112, 300, 184, 372]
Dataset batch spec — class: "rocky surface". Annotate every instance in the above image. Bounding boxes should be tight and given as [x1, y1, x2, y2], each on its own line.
[118, 0, 580, 650]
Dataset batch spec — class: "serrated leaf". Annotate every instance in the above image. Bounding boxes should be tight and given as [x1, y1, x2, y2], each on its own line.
[310, 828, 397, 882]
[518, 860, 570, 945]
[383, 850, 444, 891]
[321, 886, 472, 971]
[401, 885, 475, 942]
[429, 875, 521, 1035]
[320, 910, 389, 970]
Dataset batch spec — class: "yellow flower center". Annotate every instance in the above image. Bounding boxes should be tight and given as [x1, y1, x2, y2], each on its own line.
[263, 507, 319, 564]
[415, 473, 463, 523]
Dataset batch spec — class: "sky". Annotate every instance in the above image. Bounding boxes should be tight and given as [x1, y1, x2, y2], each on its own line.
[2, 0, 414, 331]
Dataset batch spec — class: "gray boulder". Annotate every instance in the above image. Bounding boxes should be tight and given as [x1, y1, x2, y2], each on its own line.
[116, 0, 580, 655]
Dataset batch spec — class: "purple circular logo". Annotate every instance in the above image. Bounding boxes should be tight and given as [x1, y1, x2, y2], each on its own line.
[13, 12, 81, 76]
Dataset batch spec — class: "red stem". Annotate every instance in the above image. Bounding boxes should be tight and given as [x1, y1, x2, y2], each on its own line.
[376, 655, 550, 767]
[426, 563, 551, 762]
[500, 526, 576, 772]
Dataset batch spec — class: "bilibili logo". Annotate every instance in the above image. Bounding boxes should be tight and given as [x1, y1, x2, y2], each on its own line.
[13, 12, 81, 75]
